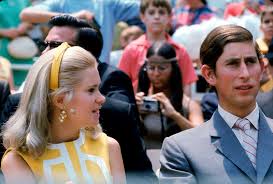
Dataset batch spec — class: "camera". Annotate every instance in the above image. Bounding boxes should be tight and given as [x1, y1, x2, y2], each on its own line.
[139, 96, 160, 113]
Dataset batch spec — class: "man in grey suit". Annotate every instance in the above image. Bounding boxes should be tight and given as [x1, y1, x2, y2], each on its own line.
[159, 25, 273, 184]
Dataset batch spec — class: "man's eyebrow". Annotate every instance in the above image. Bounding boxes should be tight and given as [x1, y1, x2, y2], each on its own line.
[225, 57, 240, 63]
[225, 56, 257, 62]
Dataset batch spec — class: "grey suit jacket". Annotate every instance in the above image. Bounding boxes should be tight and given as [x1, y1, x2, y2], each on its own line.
[159, 109, 273, 184]
[257, 91, 273, 119]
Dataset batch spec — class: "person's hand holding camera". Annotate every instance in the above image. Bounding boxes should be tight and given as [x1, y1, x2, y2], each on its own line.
[135, 92, 145, 106]
[152, 92, 177, 118]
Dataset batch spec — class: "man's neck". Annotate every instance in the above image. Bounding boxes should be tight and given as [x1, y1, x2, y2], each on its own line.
[218, 102, 257, 118]
[188, 2, 204, 10]
[146, 31, 166, 43]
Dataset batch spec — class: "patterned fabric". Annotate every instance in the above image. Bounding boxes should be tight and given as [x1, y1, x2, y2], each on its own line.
[4, 131, 112, 184]
[234, 118, 257, 168]
[172, 5, 215, 29]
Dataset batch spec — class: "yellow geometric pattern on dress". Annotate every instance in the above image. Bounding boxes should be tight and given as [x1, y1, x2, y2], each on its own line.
[4, 131, 112, 184]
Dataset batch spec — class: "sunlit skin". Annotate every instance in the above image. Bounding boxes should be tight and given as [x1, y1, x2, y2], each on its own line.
[146, 59, 172, 91]
[260, 12, 273, 44]
[140, 4, 171, 39]
[65, 67, 105, 128]
[50, 67, 105, 143]
[202, 42, 264, 118]
[42, 26, 77, 54]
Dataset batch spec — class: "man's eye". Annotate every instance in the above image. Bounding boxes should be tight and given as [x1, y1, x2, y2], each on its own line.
[227, 61, 239, 66]
[148, 10, 155, 15]
[159, 9, 167, 15]
[245, 58, 258, 64]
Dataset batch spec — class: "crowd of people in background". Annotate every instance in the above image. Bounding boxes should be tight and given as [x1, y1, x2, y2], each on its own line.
[1, 0, 273, 183]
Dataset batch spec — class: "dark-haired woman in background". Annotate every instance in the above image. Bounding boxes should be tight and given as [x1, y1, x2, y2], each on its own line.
[135, 42, 203, 149]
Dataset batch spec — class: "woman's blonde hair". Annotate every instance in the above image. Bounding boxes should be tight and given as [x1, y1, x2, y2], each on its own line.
[2, 46, 100, 157]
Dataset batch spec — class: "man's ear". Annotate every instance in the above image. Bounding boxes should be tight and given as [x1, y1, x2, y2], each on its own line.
[52, 93, 66, 109]
[201, 64, 216, 86]
[140, 13, 146, 24]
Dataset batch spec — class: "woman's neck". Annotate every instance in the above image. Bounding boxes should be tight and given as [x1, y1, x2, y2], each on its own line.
[49, 119, 80, 144]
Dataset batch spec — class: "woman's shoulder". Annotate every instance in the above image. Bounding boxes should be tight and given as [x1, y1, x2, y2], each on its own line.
[107, 136, 121, 152]
[2, 149, 27, 171]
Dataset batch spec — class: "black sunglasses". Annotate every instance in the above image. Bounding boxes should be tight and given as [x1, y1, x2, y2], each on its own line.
[42, 41, 64, 49]
[37, 40, 75, 52]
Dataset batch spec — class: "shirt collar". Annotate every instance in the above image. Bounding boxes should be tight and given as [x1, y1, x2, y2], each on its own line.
[218, 104, 259, 130]
[134, 33, 178, 48]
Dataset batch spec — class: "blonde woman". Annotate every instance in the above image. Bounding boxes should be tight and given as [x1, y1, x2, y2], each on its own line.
[1, 43, 125, 184]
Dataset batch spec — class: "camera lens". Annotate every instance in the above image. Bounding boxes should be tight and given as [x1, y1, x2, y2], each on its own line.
[145, 104, 151, 109]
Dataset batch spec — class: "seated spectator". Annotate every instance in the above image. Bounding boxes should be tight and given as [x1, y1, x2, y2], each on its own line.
[0, 56, 14, 91]
[135, 41, 203, 173]
[110, 25, 144, 67]
[257, 6, 273, 92]
[136, 42, 203, 149]
[1, 43, 126, 184]
[224, 0, 262, 19]
[257, 38, 273, 118]
[256, 6, 273, 54]
[119, 0, 197, 97]
[172, 0, 215, 29]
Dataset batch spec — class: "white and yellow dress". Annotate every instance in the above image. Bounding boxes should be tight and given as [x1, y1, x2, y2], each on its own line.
[3, 131, 112, 184]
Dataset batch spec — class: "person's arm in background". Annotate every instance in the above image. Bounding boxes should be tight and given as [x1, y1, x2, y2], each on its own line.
[177, 44, 198, 97]
[20, 0, 94, 23]
[152, 93, 202, 130]
[111, 0, 144, 30]
[20, 0, 60, 23]
[0, 22, 32, 39]
[183, 94, 204, 127]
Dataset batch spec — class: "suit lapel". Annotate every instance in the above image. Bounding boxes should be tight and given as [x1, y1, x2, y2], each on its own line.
[256, 111, 273, 184]
[209, 110, 257, 183]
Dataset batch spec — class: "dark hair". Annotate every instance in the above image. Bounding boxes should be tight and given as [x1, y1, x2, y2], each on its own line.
[49, 15, 103, 59]
[140, 0, 172, 15]
[260, 6, 273, 22]
[137, 42, 183, 112]
[200, 24, 262, 72]
[201, 0, 207, 5]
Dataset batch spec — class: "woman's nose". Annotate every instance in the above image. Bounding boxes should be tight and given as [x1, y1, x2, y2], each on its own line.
[96, 91, 106, 105]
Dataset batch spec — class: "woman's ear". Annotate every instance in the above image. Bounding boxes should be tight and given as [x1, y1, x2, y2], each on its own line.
[201, 64, 216, 86]
[52, 93, 66, 109]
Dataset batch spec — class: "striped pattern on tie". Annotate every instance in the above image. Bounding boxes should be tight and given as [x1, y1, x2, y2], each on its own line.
[234, 118, 257, 168]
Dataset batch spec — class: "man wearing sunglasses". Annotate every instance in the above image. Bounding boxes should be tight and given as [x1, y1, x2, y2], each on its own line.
[0, 15, 157, 184]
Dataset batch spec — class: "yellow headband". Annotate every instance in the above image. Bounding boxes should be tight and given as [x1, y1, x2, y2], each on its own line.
[49, 42, 70, 90]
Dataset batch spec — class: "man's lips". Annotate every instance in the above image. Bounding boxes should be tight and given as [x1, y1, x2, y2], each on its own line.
[234, 85, 253, 90]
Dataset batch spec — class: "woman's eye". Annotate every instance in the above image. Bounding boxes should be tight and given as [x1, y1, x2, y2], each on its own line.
[88, 88, 95, 93]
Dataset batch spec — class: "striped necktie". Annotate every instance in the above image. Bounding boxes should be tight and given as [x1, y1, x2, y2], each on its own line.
[234, 118, 257, 169]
